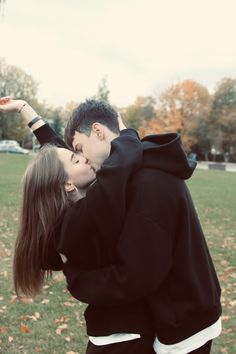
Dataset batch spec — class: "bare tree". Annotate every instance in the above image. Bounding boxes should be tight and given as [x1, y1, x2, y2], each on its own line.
[0, 0, 5, 21]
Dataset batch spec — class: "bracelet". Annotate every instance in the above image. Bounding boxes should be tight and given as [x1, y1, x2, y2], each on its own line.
[18, 102, 27, 114]
[28, 116, 42, 128]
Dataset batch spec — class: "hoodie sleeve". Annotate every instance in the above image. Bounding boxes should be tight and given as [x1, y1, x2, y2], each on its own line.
[57, 129, 143, 264]
[33, 123, 68, 148]
[62, 212, 172, 305]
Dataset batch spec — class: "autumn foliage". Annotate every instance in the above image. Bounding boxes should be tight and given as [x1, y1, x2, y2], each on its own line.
[124, 78, 236, 159]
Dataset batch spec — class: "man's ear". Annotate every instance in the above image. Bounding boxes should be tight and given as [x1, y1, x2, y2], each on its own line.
[91, 122, 105, 140]
[64, 181, 76, 192]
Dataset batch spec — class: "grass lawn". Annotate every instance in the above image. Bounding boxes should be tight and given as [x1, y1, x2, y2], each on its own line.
[0, 153, 236, 354]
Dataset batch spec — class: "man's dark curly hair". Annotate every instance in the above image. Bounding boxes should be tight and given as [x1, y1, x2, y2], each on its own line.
[65, 99, 120, 148]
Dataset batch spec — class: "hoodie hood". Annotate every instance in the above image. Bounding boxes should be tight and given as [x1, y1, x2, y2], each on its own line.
[141, 133, 196, 180]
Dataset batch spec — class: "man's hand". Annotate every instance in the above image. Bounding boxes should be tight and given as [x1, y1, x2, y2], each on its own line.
[117, 113, 127, 131]
[0, 97, 26, 113]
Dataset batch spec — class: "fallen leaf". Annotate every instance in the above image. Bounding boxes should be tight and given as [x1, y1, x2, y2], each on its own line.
[43, 285, 50, 289]
[34, 347, 42, 352]
[41, 299, 49, 304]
[35, 312, 40, 319]
[221, 315, 230, 321]
[0, 327, 8, 334]
[63, 302, 75, 307]
[20, 313, 39, 321]
[56, 323, 68, 335]
[20, 323, 31, 333]
[55, 315, 69, 324]
[10, 295, 18, 303]
[68, 296, 76, 302]
[75, 311, 83, 325]
[5, 249, 12, 257]
[8, 336, 14, 342]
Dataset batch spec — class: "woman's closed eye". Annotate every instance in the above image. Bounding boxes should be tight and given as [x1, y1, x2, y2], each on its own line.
[70, 152, 80, 164]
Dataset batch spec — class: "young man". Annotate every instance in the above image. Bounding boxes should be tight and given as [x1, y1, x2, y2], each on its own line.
[61, 100, 222, 354]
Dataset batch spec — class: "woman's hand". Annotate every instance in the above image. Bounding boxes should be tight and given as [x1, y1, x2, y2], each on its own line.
[0, 96, 26, 113]
[0, 96, 45, 131]
[117, 113, 127, 131]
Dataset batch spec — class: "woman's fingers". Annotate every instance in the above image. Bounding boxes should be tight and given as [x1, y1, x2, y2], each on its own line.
[0, 97, 20, 112]
[0, 97, 11, 105]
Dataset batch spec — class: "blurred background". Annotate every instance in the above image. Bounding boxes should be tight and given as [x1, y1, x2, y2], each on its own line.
[0, 0, 236, 161]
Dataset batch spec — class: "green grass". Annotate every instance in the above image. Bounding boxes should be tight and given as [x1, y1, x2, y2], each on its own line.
[0, 154, 236, 353]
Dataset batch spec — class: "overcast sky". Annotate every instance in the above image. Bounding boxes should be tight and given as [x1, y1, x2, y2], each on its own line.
[1, 0, 235, 107]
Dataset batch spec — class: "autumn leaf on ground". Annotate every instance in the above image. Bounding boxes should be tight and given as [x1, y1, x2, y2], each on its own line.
[66, 352, 79, 354]
[8, 336, 13, 342]
[20, 323, 31, 333]
[68, 296, 77, 302]
[0, 326, 8, 334]
[221, 315, 230, 321]
[55, 315, 69, 324]
[63, 302, 75, 307]
[10, 295, 18, 303]
[229, 300, 236, 307]
[56, 323, 68, 335]
[20, 312, 40, 321]
[41, 299, 49, 304]
[75, 311, 84, 325]
[35, 312, 40, 319]
[43, 284, 50, 289]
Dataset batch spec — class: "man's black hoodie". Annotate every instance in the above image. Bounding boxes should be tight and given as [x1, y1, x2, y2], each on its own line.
[35, 125, 221, 344]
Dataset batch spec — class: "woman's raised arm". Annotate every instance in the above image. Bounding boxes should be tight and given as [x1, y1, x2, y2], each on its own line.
[0, 97, 67, 148]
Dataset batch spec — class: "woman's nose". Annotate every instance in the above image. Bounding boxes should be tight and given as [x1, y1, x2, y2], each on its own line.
[76, 152, 89, 164]
[81, 155, 89, 164]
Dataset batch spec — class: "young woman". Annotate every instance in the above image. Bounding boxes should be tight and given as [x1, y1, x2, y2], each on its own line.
[0, 97, 156, 354]
[0, 96, 143, 293]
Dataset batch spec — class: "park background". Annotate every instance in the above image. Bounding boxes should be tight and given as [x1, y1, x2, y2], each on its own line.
[0, 0, 236, 353]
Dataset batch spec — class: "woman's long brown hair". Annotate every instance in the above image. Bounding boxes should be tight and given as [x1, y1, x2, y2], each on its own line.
[14, 145, 71, 298]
